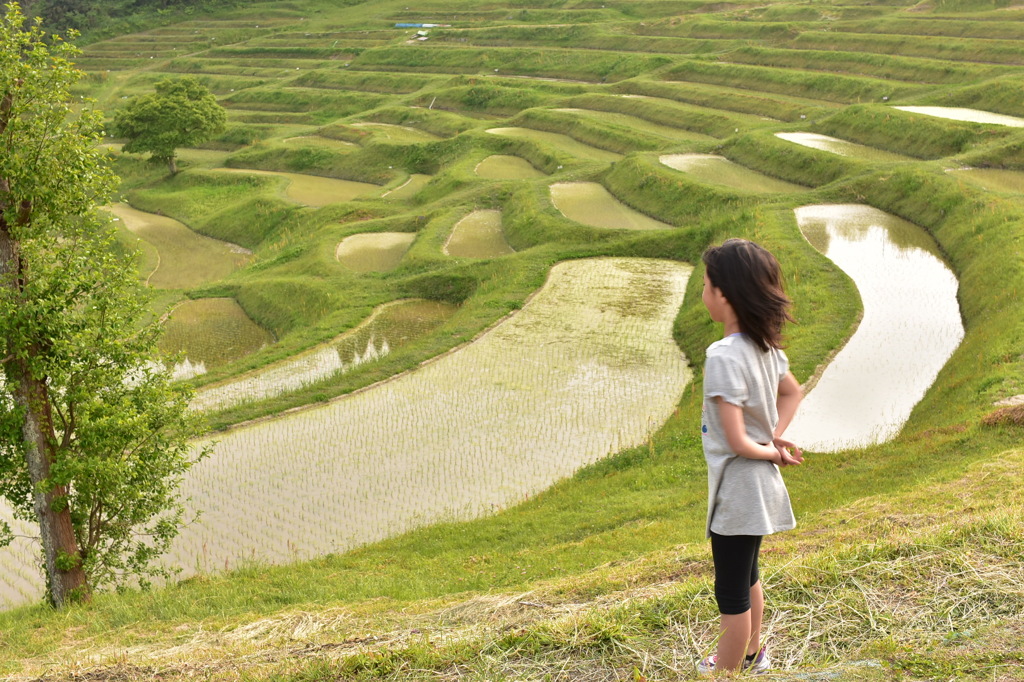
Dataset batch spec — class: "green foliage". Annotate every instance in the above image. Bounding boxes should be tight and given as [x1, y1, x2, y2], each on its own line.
[0, 2, 203, 603]
[112, 76, 227, 174]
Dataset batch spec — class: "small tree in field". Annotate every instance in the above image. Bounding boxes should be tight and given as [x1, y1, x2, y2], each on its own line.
[1, 2, 205, 607]
[112, 76, 226, 175]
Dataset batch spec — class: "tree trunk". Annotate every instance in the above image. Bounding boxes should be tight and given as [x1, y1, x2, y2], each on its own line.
[0, 220, 89, 607]
[168, 155, 177, 175]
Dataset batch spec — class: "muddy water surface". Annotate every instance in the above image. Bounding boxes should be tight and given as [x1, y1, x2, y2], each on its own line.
[786, 205, 964, 452]
[444, 210, 515, 258]
[775, 132, 911, 162]
[167, 258, 692, 576]
[382, 174, 432, 200]
[335, 232, 416, 272]
[550, 182, 673, 231]
[104, 203, 252, 289]
[659, 154, 809, 193]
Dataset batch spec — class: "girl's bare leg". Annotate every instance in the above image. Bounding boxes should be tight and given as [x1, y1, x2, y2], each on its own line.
[717, 612, 751, 672]
[748, 580, 764, 656]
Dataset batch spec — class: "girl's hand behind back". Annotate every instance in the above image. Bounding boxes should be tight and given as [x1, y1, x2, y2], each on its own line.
[773, 437, 803, 466]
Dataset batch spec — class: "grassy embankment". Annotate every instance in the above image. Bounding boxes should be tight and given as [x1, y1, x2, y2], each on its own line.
[1, 0, 1023, 678]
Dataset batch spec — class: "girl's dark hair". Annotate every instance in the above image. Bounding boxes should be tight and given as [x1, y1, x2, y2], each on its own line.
[702, 238, 794, 352]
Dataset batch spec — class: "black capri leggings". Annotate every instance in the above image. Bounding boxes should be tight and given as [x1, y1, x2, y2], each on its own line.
[710, 531, 763, 615]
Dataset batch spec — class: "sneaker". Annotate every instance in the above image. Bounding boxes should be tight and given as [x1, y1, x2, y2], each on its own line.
[696, 647, 770, 675]
[745, 646, 770, 673]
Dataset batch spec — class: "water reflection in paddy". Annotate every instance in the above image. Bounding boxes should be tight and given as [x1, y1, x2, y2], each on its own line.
[104, 203, 252, 289]
[191, 299, 456, 413]
[786, 205, 964, 452]
[894, 106, 1024, 128]
[550, 182, 673, 231]
[444, 209, 515, 258]
[168, 258, 692, 575]
[947, 168, 1024, 194]
[775, 132, 911, 162]
[659, 154, 809, 193]
[216, 168, 380, 207]
[335, 232, 416, 272]
[475, 155, 546, 180]
[159, 298, 276, 380]
[486, 127, 623, 163]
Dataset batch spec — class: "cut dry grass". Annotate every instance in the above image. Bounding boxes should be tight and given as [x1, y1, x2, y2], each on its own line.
[14, 448, 1024, 681]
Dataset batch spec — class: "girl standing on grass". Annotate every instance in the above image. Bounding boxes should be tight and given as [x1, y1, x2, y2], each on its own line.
[697, 238, 804, 675]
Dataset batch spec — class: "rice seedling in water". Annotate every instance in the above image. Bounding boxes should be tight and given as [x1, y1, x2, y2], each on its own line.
[335, 232, 417, 273]
[190, 299, 456, 412]
[102, 203, 252, 289]
[786, 204, 964, 452]
[381, 174, 432, 200]
[159, 298, 276, 378]
[658, 153, 809, 194]
[774, 132, 912, 162]
[549, 182, 673, 231]
[443, 210, 515, 259]
[215, 168, 380, 206]
[474, 155, 546, 180]
[485, 127, 622, 163]
[165, 258, 692, 579]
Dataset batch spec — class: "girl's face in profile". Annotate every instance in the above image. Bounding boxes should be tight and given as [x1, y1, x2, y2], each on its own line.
[702, 272, 729, 323]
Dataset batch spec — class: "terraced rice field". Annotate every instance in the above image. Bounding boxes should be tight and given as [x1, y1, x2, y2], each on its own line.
[335, 232, 417, 272]
[168, 258, 692, 575]
[2, 0, 1020, 608]
[550, 183, 673, 231]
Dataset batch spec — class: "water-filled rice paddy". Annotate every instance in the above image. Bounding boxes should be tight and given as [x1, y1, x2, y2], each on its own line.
[159, 298, 276, 379]
[444, 209, 515, 258]
[486, 127, 623, 162]
[948, 168, 1024, 194]
[382, 173, 432, 200]
[786, 204, 964, 452]
[103, 203, 252, 289]
[775, 132, 912, 162]
[474, 154, 546, 180]
[282, 135, 358, 151]
[0, 508, 40, 610]
[335, 232, 417, 272]
[216, 168, 380, 206]
[893, 106, 1024, 128]
[553, 107, 716, 141]
[550, 182, 674, 231]
[659, 154, 809, 193]
[167, 258, 692, 575]
[190, 299, 456, 413]
[351, 122, 442, 143]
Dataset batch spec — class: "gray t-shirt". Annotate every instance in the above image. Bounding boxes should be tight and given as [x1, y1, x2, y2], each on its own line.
[701, 334, 796, 537]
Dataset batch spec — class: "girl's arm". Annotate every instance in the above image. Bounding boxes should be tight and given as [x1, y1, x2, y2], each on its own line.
[714, 397, 783, 463]
[773, 371, 804, 465]
[774, 371, 802, 438]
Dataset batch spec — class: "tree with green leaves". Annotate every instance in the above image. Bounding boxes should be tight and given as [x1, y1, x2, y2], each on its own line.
[1, 2, 205, 607]
[112, 76, 226, 175]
